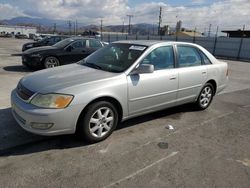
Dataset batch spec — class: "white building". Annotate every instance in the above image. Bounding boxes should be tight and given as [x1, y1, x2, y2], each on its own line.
[0, 25, 37, 36]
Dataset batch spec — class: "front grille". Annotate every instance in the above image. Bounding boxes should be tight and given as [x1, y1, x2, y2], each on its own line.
[16, 82, 35, 101]
[13, 110, 26, 125]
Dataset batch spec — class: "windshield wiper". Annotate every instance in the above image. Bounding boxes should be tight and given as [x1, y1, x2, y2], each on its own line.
[83, 62, 103, 70]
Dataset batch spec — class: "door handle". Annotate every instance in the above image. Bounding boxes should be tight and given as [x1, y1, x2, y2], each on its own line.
[170, 76, 177, 80]
[202, 71, 207, 74]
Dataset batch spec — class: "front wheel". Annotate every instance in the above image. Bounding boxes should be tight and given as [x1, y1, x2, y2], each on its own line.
[44, 56, 60, 69]
[76, 101, 118, 143]
[195, 83, 214, 110]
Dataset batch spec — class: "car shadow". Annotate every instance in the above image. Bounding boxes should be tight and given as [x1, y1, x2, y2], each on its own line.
[0, 104, 196, 157]
[3, 65, 32, 73]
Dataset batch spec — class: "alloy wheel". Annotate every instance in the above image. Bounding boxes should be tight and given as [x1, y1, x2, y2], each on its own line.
[89, 107, 114, 138]
[44, 57, 60, 68]
[199, 86, 213, 108]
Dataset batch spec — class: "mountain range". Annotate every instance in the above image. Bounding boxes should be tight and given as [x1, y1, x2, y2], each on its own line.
[0, 16, 159, 35]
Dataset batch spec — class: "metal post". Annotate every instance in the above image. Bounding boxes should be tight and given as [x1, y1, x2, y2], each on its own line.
[158, 7, 162, 36]
[213, 26, 219, 55]
[127, 14, 133, 35]
[101, 19, 103, 41]
[108, 33, 110, 43]
[237, 25, 245, 60]
[193, 27, 196, 43]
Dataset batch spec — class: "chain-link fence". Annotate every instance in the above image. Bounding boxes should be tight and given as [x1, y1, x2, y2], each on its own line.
[101, 34, 250, 61]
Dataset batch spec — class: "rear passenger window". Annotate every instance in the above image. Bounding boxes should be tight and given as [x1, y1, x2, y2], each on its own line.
[200, 51, 212, 65]
[54, 37, 61, 43]
[142, 46, 174, 70]
[177, 46, 202, 67]
[89, 40, 102, 48]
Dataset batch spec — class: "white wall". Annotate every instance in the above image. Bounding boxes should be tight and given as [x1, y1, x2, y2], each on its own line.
[0, 25, 37, 36]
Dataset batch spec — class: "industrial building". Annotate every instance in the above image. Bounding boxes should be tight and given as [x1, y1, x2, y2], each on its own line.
[222, 30, 250, 38]
[0, 25, 37, 37]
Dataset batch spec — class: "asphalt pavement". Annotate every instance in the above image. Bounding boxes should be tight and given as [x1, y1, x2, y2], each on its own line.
[0, 38, 249, 188]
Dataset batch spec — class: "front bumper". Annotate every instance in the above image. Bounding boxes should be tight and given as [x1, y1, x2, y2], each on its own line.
[11, 89, 82, 136]
[22, 54, 43, 68]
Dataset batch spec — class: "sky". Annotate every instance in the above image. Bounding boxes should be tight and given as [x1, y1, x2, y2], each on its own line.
[0, 0, 249, 32]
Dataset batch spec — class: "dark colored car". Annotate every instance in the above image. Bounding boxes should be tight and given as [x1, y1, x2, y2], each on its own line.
[15, 34, 28, 39]
[22, 37, 105, 69]
[22, 35, 69, 51]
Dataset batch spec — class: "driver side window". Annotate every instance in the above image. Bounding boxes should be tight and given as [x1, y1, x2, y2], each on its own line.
[142, 46, 174, 70]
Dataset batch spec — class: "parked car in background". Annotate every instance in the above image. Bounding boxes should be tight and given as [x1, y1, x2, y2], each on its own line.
[13, 41, 228, 143]
[81, 30, 101, 38]
[0, 32, 13, 38]
[15, 33, 28, 39]
[22, 35, 69, 51]
[22, 37, 105, 69]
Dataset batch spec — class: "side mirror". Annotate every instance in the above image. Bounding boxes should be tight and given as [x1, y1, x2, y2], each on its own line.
[130, 64, 154, 75]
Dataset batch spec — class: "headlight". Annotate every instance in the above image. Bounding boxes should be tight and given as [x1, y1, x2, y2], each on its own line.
[30, 53, 41, 57]
[30, 93, 74, 109]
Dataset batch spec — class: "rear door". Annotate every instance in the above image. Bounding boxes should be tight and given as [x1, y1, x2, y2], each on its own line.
[176, 45, 207, 105]
[127, 45, 179, 116]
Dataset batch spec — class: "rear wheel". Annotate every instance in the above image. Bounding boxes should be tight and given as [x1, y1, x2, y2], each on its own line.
[195, 83, 214, 110]
[76, 101, 118, 143]
[44, 56, 60, 68]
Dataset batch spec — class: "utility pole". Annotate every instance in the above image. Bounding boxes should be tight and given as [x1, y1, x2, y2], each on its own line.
[75, 20, 78, 35]
[213, 26, 219, 55]
[73, 21, 76, 35]
[237, 24, 245, 59]
[53, 23, 57, 34]
[158, 6, 162, 36]
[127, 14, 133, 35]
[208, 23, 212, 37]
[100, 19, 103, 40]
[68, 20, 72, 35]
[122, 19, 125, 34]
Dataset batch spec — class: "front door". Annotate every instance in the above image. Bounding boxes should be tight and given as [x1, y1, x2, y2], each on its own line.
[62, 39, 89, 64]
[127, 45, 178, 116]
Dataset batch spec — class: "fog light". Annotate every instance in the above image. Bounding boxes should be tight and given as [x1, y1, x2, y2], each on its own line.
[30, 122, 54, 130]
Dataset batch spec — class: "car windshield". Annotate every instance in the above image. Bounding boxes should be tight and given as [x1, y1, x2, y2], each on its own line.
[53, 38, 74, 48]
[80, 43, 147, 73]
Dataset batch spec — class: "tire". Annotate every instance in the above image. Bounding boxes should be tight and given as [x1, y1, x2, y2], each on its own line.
[195, 83, 214, 110]
[44, 56, 60, 69]
[76, 101, 118, 143]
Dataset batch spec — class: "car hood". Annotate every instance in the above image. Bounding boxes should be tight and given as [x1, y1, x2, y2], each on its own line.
[23, 42, 36, 46]
[23, 46, 58, 54]
[20, 63, 119, 93]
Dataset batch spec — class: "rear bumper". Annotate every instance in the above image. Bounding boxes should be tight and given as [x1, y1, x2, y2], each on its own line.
[216, 77, 229, 94]
[11, 89, 83, 136]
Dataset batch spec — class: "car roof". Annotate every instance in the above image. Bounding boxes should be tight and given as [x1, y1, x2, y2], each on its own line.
[112, 40, 200, 47]
[67, 37, 99, 40]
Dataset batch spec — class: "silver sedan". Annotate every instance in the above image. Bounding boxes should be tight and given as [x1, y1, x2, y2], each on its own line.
[11, 41, 228, 142]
